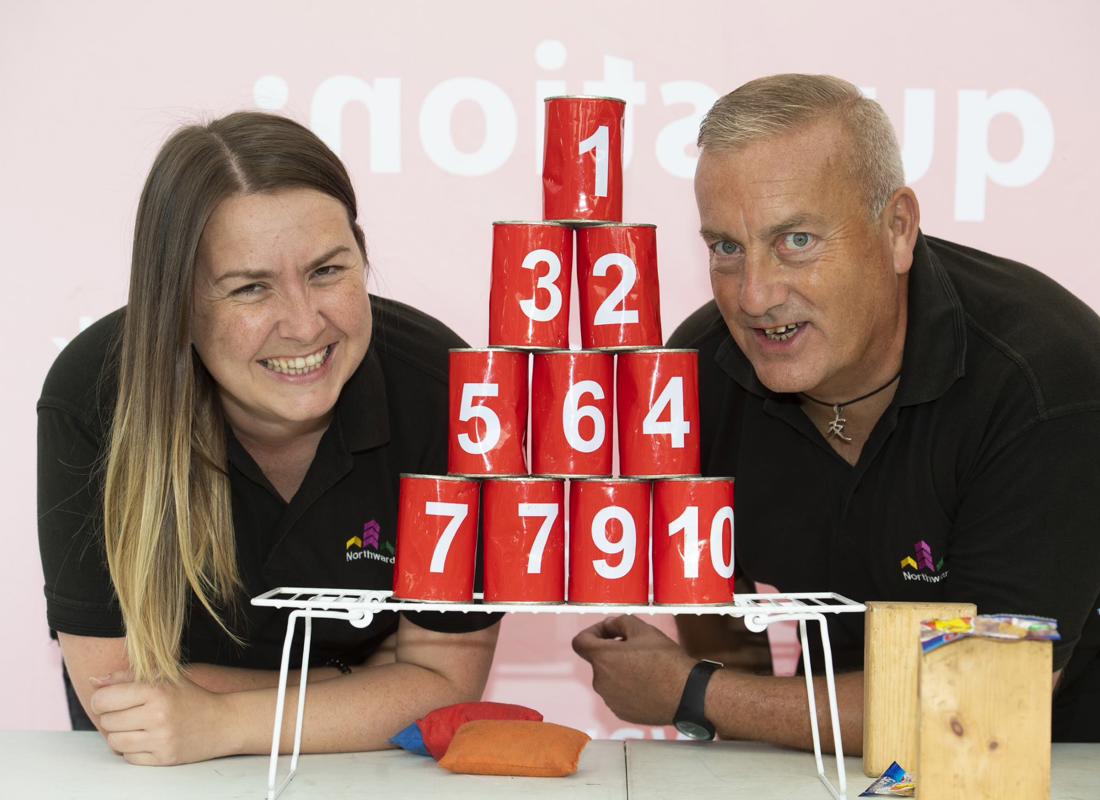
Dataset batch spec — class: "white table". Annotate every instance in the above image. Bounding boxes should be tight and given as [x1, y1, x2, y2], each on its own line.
[3, 733, 1097, 798]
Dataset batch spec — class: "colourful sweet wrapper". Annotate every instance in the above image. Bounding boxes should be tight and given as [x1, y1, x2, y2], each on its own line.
[920, 614, 1059, 654]
[860, 761, 914, 797]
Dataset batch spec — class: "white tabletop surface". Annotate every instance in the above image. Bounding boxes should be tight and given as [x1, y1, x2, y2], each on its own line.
[625, 739, 1099, 800]
[0, 732, 627, 799]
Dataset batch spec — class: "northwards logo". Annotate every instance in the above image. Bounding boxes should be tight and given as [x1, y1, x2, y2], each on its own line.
[346, 520, 395, 565]
[900, 540, 949, 583]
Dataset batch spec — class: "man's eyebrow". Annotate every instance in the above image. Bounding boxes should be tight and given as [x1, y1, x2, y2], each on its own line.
[762, 214, 827, 240]
[214, 245, 352, 284]
[699, 228, 736, 243]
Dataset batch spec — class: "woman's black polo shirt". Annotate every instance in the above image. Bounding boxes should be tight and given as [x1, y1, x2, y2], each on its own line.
[668, 233, 1100, 741]
[38, 295, 500, 671]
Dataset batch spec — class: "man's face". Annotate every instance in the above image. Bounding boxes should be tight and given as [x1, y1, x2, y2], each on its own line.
[694, 118, 906, 401]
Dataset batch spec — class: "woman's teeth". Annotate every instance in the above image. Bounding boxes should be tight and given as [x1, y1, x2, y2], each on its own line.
[262, 345, 331, 376]
[763, 323, 802, 342]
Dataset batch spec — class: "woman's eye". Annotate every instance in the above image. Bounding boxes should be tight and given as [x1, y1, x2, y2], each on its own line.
[711, 240, 740, 257]
[313, 265, 345, 279]
[782, 232, 814, 250]
[230, 283, 265, 297]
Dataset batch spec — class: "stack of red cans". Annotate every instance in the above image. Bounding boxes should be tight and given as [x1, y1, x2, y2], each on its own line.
[394, 96, 735, 608]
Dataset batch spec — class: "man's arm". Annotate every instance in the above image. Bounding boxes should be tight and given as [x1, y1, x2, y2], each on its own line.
[676, 614, 774, 674]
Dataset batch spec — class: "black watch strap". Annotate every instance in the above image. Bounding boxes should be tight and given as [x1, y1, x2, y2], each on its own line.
[673, 659, 722, 740]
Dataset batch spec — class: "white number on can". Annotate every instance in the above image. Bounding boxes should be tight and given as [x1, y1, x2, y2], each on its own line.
[592, 253, 639, 326]
[668, 505, 735, 579]
[562, 379, 606, 453]
[643, 377, 690, 448]
[518, 248, 563, 322]
[457, 383, 501, 455]
[426, 501, 469, 573]
[591, 506, 637, 580]
[518, 502, 559, 574]
[578, 124, 609, 197]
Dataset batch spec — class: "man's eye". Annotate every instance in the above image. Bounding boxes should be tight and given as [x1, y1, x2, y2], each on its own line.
[711, 241, 740, 257]
[782, 232, 814, 250]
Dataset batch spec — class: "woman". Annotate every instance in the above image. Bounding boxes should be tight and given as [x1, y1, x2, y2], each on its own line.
[37, 111, 500, 764]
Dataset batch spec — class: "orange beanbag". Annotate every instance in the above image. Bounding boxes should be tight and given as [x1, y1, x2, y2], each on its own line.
[418, 701, 543, 760]
[438, 720, 590, 777]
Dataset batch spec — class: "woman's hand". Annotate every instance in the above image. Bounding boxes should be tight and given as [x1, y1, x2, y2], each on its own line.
[89, 670, 238, 765]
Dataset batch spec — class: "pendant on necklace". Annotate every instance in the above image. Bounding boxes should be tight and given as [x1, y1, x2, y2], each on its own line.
[826, 404, 853, 443]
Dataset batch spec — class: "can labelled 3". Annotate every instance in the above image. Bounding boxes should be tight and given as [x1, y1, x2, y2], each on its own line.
[489, 221, 573, 350]
[393, 474, 481, 602]
[542, 95, 624, 224]
[576, 223, 662, 350]
[448, 348, 528, 477]
[482, 477, 566, 603]
[568, 478, 651, 605]
[617, 348, 701, 478]
[652, 477, 735, 605]
[531, 350, 614, 477]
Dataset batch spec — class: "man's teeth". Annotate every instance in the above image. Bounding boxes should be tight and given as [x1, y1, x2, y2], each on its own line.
[263, 346, 330, 375]
[763, 323, 802, 341]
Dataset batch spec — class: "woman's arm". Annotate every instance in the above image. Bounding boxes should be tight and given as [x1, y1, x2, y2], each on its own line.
[70, 615, 500, 764]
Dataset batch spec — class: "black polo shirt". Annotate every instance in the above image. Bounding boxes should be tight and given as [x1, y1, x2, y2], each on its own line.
[668, 233, 1100, 741]
[38, 295, 499, 672]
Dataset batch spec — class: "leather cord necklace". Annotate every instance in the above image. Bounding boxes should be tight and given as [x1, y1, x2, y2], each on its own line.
[801, 371, 902, 443]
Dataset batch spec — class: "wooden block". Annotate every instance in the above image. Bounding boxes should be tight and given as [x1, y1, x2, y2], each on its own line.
[918, 637, 1052, 799]
[863, 601, 976, 778]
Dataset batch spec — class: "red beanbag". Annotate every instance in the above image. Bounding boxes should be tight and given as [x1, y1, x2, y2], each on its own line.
[418, 701, 543, 760]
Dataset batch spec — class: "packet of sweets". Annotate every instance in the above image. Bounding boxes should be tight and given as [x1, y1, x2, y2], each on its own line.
[859, 761, 914, 797]
[920, 614, 1059, 654]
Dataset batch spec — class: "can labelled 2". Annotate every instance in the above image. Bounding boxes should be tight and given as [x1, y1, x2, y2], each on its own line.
[531, 350, 614, 477]
[542, 96, 624, 224]
[482, 477, 566, 603]
[393, 474, 481, 602]
[617, 349, 701, 477]
[576, 223, 662, 350]
[489, 221, 573, 350]
[568, 478, 651, 605]
[652, 478, 735, 605]
[449, 348, 528, 477]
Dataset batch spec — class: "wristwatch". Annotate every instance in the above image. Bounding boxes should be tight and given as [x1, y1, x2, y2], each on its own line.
[673, 659, 723, 740]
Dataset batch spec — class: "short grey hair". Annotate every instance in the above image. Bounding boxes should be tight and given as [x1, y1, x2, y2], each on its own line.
[698, 74, 905, 218]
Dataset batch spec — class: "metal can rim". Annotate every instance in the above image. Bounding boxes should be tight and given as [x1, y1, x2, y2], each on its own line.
[652, 475, 735, 483]
[577, 222, 657, 229]
[483, 476, 564, 484]
[543, 94, 627, 104]
[400, 472, 480, 483]
[449, 346, 530, 354]
[618, 347, 699, 355]
[492, 220, 573, 227]
[570, 476, 651, 484]
[533, 348, 615, 356]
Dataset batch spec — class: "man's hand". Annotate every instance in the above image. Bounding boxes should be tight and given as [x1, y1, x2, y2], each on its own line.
[89, 670, 236, 765]
[571, 615, 696, 725]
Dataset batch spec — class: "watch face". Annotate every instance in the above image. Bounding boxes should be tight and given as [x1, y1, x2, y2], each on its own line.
[675, 720, 713, 740]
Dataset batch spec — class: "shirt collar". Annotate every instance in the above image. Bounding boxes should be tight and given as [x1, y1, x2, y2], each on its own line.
[715, 231, 967, 407]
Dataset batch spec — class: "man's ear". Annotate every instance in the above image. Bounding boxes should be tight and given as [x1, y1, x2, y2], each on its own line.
[885, 187, 920, 276]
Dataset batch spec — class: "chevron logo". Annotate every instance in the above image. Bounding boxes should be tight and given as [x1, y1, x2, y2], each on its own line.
[362, 520, 381, 550]
[900, 556, 918, 570]
[346, 536, 362, 550]
[915, 540, 935, 572]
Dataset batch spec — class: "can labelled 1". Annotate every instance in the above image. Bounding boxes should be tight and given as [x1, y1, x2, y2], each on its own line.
[482, 477, 566, 603]
[543, 96, 624, 224]
[576, 223, 662, 350]
[449, 348, 528, 477]
[531, 350, 614, 477]
[393, 474, 481, 602]
[568, 478, 651, 605]
[489, 221, 573, 350]
[617, 349, 701, 477]
[652, 478, 735, 605]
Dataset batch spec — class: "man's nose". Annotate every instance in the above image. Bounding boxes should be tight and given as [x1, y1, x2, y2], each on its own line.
[738, 252, 788, 319]
[277, 286, 326, 344]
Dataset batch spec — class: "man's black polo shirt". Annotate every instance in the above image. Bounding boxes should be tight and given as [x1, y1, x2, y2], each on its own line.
[38, 295, 499, 673]
[668, 233, 1100, 741]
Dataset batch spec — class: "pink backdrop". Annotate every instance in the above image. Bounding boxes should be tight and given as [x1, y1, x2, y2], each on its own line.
[4, 1, 1098, 737]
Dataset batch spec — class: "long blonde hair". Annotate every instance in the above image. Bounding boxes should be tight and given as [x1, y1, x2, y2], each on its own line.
[104, 112, 366, 682]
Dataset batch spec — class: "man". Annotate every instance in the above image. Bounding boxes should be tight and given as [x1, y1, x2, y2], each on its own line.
[572, 74, 1100, 751]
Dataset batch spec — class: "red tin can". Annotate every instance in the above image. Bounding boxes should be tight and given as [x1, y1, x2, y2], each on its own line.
[482, 477, 566, 603]
[489, 221, 573, 350]
[568, 478, 651, 605]
[576, 223, 662, 350]
[652, 478, 735, 605]
[393, 474, 481, 602]
[530, 350, 614, 477]
[617, 349, 701, 477]
[449, 348, 529, 477]
[543, 96, 624, 224]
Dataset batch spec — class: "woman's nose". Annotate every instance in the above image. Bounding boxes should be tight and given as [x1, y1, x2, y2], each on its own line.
[277, 288, 325, 344]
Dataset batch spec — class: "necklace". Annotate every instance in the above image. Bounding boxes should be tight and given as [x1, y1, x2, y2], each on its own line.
[800, 371, 902, 443]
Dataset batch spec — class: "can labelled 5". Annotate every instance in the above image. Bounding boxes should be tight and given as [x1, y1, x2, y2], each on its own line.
[449, 348, 529, 477]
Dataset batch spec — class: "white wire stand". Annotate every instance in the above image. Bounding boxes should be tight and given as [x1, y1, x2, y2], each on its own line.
[250, 588, 865, 800]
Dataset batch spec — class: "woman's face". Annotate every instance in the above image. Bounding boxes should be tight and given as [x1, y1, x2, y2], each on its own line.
[191, 187, 372, 440]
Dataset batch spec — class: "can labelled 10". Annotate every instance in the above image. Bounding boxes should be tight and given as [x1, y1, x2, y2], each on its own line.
[652, 478, 735, 605]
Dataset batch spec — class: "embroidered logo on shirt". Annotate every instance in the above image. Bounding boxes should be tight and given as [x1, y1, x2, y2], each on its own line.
[346, 520, 395, 564]
[900, 540, 948, 583]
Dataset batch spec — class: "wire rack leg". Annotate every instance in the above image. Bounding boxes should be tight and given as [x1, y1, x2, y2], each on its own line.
[266, 611, 302, 800]
[289, 614, 313, 773]
[799, 618, 826, 778]
[817, 616, 847, 798]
